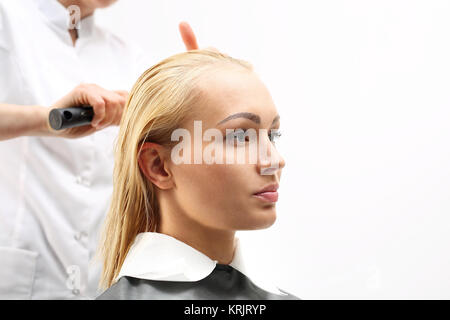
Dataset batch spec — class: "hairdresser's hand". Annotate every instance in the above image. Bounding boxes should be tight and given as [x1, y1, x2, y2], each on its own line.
[178, 21, 220, 53]
[47, 83, 128, 139]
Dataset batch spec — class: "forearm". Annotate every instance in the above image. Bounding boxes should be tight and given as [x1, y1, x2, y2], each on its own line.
[0, 104, 53, 141]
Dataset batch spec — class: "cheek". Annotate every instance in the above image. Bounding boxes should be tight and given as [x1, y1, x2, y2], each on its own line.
[170, 162, 277, 231]
[171, 163, 254, 221]
[175, 163, 243, 202]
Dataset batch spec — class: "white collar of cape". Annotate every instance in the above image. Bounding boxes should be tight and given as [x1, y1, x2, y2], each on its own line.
[116, 232, 287, 296]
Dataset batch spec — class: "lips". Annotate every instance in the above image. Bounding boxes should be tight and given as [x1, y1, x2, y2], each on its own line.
[254, 183, 279, 194]
[253, 183, 279, 203]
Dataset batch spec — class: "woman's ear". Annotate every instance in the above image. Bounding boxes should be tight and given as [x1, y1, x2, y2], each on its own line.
[138, 142, 173, 189]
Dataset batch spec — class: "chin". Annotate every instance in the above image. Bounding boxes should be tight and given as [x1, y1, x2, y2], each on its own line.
[239, 208, 277, 230]
[92, 0, 117, 8]
[260, 211, 277, 229]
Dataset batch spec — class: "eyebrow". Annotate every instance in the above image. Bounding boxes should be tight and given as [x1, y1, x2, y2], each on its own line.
[217, 112, 280, 126]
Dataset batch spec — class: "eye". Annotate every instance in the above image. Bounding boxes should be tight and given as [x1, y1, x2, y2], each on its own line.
[269, 129, 282, 144]
[225, 128, 250, 143]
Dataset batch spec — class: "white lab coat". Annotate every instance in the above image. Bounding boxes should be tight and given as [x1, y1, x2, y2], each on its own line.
[0, 0, 151, 299]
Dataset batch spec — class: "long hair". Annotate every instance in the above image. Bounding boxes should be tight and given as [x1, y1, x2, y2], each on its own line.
[97, 49, 253, 289]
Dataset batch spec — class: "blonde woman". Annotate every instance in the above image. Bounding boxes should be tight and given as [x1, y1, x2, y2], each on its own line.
[96, 49, 300, 300]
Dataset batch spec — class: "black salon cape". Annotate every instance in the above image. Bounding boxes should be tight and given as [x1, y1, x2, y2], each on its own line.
[96, 264, 300, 300]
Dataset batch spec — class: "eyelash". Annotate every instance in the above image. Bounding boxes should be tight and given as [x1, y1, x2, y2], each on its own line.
[270, 130, 282, 143]
[225, 129, 282, 144]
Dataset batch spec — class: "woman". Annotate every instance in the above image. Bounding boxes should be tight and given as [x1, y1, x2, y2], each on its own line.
[96, 49, 300, 300]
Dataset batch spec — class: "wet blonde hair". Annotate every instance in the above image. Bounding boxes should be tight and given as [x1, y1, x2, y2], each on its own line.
[97, 49, 253, 289]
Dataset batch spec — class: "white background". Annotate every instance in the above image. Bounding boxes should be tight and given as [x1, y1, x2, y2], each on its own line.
[96, 0, 450, 299]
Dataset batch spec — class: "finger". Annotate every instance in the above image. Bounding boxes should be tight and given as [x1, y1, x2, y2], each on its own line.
[114, 90, 129, 110]
[114, 90, 129, 99]
[90, 97, 106, 127]
[112, 104, 123, 126]
[52, 86, 82, 109]
[97, 91, 123, 128]
[112, 91, 127, 125]
[179, 21, 199, 51]
[83, 86, 110, 127]
[96, 101, 116, 128]
[114, 94, 126, 125]
[63, 84, 106, 127]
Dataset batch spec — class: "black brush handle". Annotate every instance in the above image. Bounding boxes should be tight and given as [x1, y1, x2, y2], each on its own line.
[49, 105, 94, 130]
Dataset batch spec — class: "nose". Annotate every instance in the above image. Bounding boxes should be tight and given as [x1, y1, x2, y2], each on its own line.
[257, 133, 286, 176]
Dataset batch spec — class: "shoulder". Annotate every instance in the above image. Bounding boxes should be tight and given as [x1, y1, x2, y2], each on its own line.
[92, 25, 153, 80]
[93, 25, 142, 57]
[0, 0, 35, 25]
[0, 0, 38, 50]
[96, 276, 193, 300]
[0, 0, 22, 14]
[92, 25, 147, 73]
[96, 277, 142, 300]
[96, 270, 302, 300]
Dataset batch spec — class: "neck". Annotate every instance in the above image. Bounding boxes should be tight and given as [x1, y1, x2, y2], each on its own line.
[58, 0, 94, 46]
[156, 197, 237, 265]
[58, 0, 95, 20]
